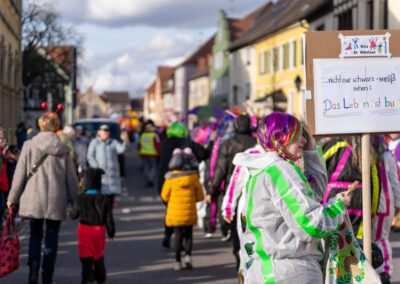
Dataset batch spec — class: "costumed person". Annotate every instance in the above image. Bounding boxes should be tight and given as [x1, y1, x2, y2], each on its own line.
[369, 135, 400, 284]
[70, 168, 115, 284]
[191, 124, 215, 229]
[161, 148, 204, 271]
[202, 116, 235, 239]
[205, 114, 256, 244]
[138, 120, 160, 188]
[7, 112, 79, 284]
[158, 122, 213, 248]
[387, 133, 400, 232]
[221, 143, 264, 272]
[236, 112, 351, 284]
[322, 136, 363, 234]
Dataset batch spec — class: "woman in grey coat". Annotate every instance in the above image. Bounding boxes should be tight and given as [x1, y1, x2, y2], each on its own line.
[7, 112, 79, 284]
[87, 124, 129, 196]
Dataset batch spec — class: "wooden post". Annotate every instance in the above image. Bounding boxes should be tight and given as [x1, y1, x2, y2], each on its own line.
[361, 133, 372, 261]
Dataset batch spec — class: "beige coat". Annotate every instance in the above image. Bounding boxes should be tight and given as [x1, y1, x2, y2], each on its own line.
[8, 132, 79, 221]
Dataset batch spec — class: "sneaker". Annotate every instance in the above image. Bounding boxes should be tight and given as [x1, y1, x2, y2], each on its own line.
[184, 255, 192, 270]
[205, 233, 213, 239]
[221, 232, 231, 242]
[174, 261, 182, 271]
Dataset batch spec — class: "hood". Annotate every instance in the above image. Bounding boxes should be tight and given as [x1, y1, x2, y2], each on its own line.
[234, 115, 252, 135]
[233, 151, 281, 176]
[165, 170, 198, 189]
[31, 132, 70, 156]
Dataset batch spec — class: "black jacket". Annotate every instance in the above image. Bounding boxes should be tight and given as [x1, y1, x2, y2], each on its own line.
[157, 137, 213, 194]
[71, 193, 115, 238]
[210, 133, 256, 197]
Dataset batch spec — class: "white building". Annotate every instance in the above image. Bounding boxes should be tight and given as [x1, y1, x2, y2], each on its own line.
[228, 46, 257, 107]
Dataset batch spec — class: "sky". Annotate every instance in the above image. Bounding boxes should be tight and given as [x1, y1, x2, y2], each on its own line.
[51, 0, 268, 97]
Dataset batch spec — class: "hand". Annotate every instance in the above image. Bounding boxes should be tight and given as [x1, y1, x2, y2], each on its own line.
[205, 194, 212, 204]
[243, 101, 254, 116]
[209, 130, 217, 142]
[302, 123, 315, 151]
[223, 215, 234, 224]
[336, 192, 352, 207]
[120, 131, 129, 143]
[6, 201, 13, 209]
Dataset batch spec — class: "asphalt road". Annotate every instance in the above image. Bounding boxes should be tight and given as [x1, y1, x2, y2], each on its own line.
[3, 147, 400, 283]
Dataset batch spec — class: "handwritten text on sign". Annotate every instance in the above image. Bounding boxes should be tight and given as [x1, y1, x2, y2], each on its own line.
[313, 58, 400, 135]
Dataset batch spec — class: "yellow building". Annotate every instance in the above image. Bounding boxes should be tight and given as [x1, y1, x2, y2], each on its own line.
[0, 0, 22, 142]
[254, 23, 307, 118]
[230, 0, 331, 119]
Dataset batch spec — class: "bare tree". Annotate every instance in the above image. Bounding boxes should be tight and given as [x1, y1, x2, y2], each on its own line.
[22, 0, 84, 109]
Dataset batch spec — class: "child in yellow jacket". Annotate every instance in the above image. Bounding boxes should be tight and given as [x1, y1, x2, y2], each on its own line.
[161, 147, 204, 271]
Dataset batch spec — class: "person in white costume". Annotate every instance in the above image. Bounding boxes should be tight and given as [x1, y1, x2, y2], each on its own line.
[236, 112, 351, 284]
[370, 135, 400, 284]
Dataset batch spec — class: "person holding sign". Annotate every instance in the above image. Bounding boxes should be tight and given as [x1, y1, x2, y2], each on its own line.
[236, 112, 351, 284]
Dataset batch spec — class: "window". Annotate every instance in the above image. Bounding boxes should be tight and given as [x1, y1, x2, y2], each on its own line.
[245, 83, 251, 100]
[383, 0, 388, 29]
[269, 49, 274, 73]
[278, 45, 284, 71]
[259, 51, 265, 74]
[214, 52, 223, 70]
[273, 47, 279, 72]
[338, 9, 353, 30]
[316, 24, 325, 31]
[289, 40, 297, 68]
[233, 86, 238, 105]
[246, 47, 251, 65]
[367, 0, 374, 29]
[301, 38, 304, 65]
[283, 43, 289, 70]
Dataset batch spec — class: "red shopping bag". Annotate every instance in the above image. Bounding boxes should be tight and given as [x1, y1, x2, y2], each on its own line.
[0, 208, 20, 278]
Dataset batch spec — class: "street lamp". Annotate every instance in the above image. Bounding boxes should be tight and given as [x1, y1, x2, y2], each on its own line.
[294, 75, 302, 92]
[294, 75, 305, 119]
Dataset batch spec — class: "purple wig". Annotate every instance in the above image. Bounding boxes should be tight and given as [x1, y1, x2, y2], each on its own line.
[257, 112, 303, 160]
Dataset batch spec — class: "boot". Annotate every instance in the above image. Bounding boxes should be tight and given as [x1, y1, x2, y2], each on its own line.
[28, 262, 40, 284]
[42, 271, 53, 284]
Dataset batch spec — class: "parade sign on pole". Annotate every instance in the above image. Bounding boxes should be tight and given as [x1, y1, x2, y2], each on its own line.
[305, 30, 400, 263]
[314, 57, 400, 135]
[305, 30, 400, 135]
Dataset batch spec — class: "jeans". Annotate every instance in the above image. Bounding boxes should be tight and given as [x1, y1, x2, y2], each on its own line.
[29, 219, 61, 279]
[142, 156, 157, 183]
[174, 226, 193, 262]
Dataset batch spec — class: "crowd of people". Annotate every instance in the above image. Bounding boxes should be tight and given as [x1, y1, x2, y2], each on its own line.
[1, 107, 400, 283]
[0, 112, 129, 284]
[138, 107, 400, 284]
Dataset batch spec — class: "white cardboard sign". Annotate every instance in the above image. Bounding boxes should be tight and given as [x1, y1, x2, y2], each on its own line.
[313, 58, 400, 135]
[339, 33, 391, 58]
